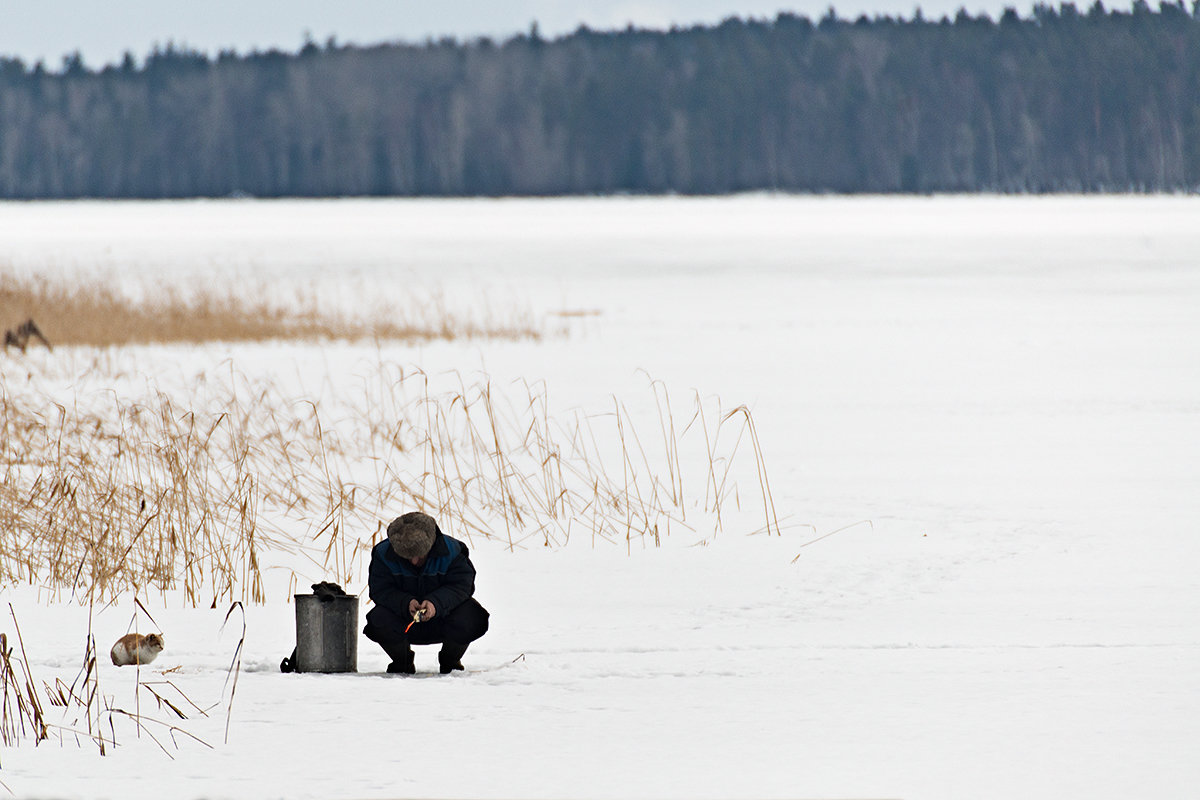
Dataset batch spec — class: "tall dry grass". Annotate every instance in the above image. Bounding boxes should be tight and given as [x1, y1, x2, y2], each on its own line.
[1, 265, 780, 603]
[0, 272, 543, 348]
[0, 357, 781, 606]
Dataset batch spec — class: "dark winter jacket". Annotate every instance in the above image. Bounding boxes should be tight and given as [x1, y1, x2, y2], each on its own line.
[367, 529, 476, 619]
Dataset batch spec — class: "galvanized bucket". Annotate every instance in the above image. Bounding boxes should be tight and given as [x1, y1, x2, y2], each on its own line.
[294, 594, 359, 673]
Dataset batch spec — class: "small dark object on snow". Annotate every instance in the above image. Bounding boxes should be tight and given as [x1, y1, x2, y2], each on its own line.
[3, 319, 52, 354]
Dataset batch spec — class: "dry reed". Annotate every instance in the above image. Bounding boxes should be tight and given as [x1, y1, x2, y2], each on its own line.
[0, 272, 543, 348]
[0, 609, 49, 760]
[1, 354, 780, 606]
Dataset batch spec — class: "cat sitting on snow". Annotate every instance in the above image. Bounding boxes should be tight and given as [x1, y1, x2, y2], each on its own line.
[110, 632, 165, 667]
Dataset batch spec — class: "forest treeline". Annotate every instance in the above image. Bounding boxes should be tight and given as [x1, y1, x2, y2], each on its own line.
[3, 2, 1200, 197]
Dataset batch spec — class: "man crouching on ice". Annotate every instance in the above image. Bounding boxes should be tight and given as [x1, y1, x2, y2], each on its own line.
[364, 512, 490, 674]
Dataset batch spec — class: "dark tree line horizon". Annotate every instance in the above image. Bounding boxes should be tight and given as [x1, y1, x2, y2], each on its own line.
[3, 2, 1200, 198]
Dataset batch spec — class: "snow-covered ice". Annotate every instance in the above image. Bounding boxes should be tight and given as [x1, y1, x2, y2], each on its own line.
[0, 195, 1197, 799]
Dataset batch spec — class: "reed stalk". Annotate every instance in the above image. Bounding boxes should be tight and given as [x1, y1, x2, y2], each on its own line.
[0, 354, 784, 604]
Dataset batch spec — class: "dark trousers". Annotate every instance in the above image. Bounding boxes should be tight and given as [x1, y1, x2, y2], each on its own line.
[364, 598, 489, 662]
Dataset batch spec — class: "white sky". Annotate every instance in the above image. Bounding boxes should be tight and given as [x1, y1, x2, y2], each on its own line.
[1, 0, 1087, 69]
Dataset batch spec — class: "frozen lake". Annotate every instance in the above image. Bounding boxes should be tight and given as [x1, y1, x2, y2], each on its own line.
[1, 195, 1198, 799]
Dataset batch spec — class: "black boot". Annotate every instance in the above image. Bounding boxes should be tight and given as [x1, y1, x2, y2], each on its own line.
[365, 623, 416, 674]
[438, 642, 468, 674]
[386, 646, 416, 674]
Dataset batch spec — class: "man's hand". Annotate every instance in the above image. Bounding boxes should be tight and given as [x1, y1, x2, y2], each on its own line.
[407, 599, 437, 621]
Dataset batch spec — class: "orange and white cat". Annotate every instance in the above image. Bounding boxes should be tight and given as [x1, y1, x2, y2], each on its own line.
[110, 632, 165, 667]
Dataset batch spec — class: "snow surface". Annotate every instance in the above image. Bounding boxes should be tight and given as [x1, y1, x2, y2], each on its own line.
[1, 195, 1198, 799]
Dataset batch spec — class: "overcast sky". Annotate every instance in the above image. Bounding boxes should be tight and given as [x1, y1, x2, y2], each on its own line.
[4, 0, 1127, 68]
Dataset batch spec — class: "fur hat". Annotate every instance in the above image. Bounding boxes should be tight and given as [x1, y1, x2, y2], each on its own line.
[387, 512, 437, 559]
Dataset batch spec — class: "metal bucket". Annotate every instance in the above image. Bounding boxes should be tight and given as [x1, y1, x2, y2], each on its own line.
[294, 594, 359, 673]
